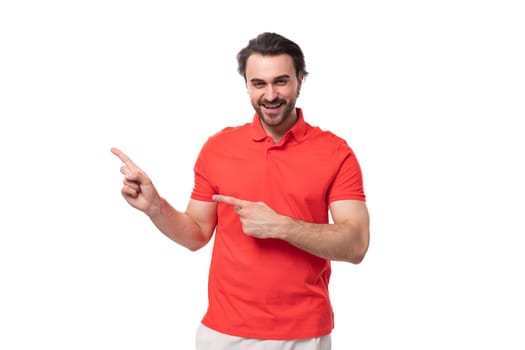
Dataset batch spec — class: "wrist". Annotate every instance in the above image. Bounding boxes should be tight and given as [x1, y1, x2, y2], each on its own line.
[146, 197, 164, 219]
[278, 216, 301, 241]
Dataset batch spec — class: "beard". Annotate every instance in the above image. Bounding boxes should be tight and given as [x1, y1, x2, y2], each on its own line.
[254, 98, 296, 129]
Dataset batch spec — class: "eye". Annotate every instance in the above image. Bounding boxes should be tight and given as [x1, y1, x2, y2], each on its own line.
[275, 79, 288, 86]
[252, 81, 265, 88]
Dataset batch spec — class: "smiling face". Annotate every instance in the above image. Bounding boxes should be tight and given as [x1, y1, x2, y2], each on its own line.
[245, 53, 303, 141]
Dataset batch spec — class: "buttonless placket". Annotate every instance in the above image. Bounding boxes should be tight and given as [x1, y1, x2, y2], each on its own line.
[263, 134, 293, 205]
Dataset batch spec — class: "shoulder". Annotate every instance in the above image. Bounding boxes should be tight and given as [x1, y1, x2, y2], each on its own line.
[205, 122, 250, 144]
[198, 122, 252, 156]
[306, 124, 353, 153]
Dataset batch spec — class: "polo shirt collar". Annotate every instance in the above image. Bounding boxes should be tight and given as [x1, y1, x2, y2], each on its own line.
[250, 108, 308, 142]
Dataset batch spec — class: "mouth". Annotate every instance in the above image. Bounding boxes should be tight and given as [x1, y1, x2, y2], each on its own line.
[260, 100, 285, 110]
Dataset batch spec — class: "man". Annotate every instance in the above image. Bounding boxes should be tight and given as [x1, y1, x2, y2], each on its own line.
[112, 32, 369, 350]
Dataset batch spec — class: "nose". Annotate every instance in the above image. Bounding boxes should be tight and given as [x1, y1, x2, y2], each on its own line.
[264, 84, 278, 101]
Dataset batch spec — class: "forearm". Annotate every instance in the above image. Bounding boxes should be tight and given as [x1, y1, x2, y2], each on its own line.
[148, 198, 211, 251]
[280, 218, 369, 264]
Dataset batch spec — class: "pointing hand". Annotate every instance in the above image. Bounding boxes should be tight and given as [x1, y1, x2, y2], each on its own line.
[212, 194, 290, 239]
[111, 147, 161, 217]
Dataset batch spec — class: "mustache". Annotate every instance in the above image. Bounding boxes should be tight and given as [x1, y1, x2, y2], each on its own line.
[259, 98, 286, 105]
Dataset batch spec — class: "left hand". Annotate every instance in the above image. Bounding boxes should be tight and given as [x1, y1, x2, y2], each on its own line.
[212, 194, 289, 239]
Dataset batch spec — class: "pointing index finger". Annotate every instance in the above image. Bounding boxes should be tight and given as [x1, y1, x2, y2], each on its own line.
[212, 194, 247, 207]
[111, 147, 139, 170]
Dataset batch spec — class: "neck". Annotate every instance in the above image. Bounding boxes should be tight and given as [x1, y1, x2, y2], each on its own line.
[261, 112, 298, 143]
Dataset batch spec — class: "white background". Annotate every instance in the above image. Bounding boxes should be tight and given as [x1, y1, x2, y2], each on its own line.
[1, 0, 524, 349]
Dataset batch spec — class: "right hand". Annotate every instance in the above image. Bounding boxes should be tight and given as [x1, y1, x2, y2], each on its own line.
[111, 147, 161, 217]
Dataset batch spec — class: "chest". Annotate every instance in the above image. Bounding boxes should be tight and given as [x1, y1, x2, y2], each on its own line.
[205, 142, 342, 219]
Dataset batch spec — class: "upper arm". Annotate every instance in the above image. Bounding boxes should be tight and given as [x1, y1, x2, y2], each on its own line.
[330, 199, 370, 252]
[330, 200, 369, 224]
[185, 199, 218, 241]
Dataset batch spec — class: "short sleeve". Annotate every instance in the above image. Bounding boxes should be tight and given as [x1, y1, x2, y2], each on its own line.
[190, 140, 216, 202]
[328, 145, 366, 203]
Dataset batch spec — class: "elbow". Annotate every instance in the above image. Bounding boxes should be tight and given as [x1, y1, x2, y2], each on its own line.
[345, 250, 366, 264]
[185, 231, 213, 252]
[347, 252, 366, 264]
[167, 234, 207, 252]
[185, 238, 211, 251]
[187, 244, 204, 252]
[346, 231, 369, 264]
[185, 237, 209, 252]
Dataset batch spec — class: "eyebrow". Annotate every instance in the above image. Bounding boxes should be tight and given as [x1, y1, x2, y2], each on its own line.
[249, 74, 291, 84]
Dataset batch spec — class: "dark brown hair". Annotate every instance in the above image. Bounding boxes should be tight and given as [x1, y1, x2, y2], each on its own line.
[236, 32, 309, 81]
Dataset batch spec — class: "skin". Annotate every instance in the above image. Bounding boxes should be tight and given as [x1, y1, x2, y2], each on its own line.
[246, 53, 301, 142]
[112, 53, 370, 263]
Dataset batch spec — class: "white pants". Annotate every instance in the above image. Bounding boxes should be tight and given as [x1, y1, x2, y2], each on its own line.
[195, 323, 332, 350]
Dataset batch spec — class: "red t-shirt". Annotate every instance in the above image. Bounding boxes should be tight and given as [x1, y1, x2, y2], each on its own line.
[191, 108, 366, 340]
